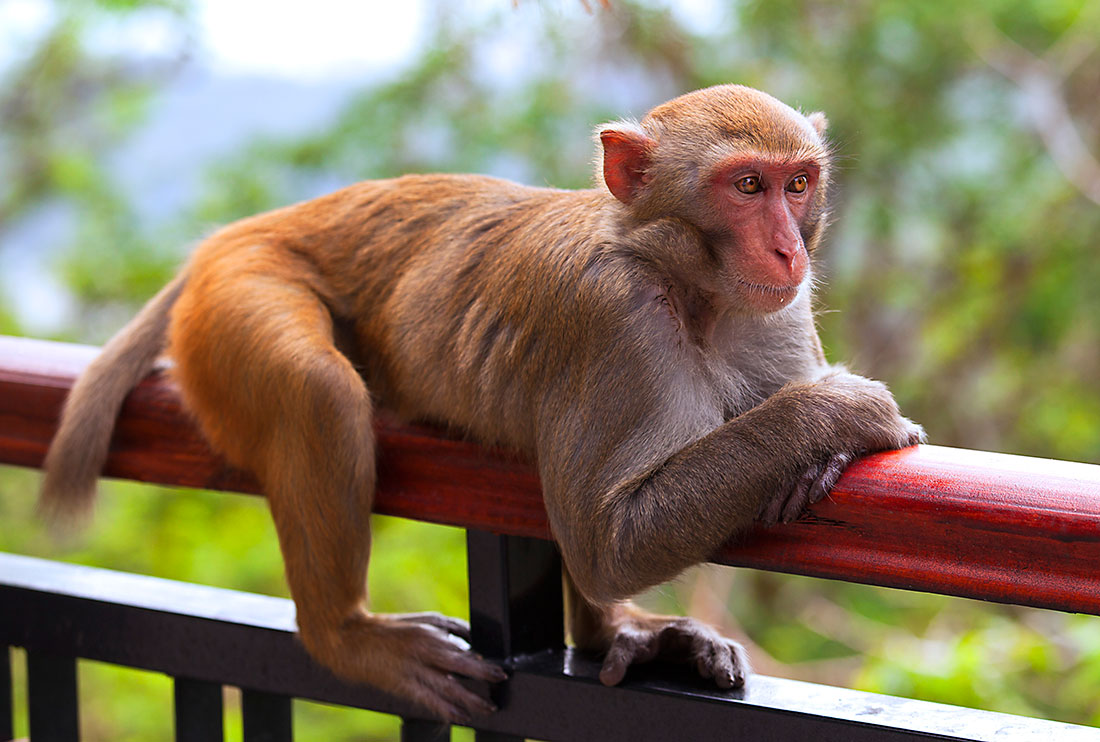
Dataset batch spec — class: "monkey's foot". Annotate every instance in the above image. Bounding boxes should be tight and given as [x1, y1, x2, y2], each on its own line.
[758, 451, 854, 526]
[598, 615, 749, 690]
[301, 611, 507, 725]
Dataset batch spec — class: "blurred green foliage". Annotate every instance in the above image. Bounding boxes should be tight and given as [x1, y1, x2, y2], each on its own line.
[2, 0, 1100, 738]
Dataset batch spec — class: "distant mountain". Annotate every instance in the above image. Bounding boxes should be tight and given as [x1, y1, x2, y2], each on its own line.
[112, 65, 361, 219]
[1, 65, 365, 334]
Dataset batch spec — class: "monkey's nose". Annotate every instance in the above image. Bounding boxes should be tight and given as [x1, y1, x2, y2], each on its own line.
[773, 241, 800, 272]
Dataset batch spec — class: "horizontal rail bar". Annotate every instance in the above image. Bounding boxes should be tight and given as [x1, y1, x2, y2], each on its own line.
[2, 552, 1095, 741]
[2, 335, 1099, 614]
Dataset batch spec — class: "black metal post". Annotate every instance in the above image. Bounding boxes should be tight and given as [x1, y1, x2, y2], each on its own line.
[241, 688, 292, 742]
[1, 647, 12, 742]
[27, 651, 79, 741]
[466, 532, 564, 658]
[174, 676, 224, 741]
[466, 531, 563, 742]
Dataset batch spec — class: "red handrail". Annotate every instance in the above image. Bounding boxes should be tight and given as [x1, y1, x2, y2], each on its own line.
[2, 335, 1098, 614]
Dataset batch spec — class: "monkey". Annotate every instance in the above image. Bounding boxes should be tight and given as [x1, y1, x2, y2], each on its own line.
[39, 84, 924, 723]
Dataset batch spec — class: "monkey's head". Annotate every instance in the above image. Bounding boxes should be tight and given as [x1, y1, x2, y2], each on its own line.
[598, 84, 831, 314]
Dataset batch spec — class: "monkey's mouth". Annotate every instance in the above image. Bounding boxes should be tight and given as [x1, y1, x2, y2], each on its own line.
[736, 279, 799, 297]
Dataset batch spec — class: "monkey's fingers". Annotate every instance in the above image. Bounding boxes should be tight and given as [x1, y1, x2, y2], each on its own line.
[757, 497, 781, 527]
[904, 419, 927, 447]
[759, 462, 820, 527]
[782, 451, 853, 523]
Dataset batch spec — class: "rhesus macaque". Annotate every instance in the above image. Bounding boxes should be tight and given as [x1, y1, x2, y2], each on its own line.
[40, 85, 923, 722]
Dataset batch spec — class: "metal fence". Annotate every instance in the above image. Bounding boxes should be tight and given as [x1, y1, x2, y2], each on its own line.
[3, 335, 1100, 740]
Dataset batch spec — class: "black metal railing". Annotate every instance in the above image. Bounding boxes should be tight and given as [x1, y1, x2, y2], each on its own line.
[3, 336, 1100, 740]
[3, 536, 1098, 741]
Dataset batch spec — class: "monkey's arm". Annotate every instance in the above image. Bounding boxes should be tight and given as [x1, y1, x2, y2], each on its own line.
[541, 369, 920, 686]
[540, 370, 921, 604]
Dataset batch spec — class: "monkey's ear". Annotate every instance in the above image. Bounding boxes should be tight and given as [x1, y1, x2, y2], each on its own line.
[599, 127, 656, 206]
[807, 112, 828, 138]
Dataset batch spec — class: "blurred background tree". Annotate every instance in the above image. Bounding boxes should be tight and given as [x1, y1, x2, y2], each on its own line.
[1, 0, 1098, 739]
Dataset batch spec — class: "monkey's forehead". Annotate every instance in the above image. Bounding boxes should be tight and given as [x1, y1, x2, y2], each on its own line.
[644, 85, 825, 154]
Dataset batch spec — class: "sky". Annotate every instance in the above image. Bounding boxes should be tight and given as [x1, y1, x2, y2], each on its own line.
[0, 0, 429, 80]
[0, 0, 719, 80]
[194, 0, 427, 80]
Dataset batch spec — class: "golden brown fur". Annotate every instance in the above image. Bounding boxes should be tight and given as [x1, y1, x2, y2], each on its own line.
[40, 84, 922, 721]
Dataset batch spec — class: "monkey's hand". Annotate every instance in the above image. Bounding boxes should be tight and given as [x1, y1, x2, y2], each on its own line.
[758, 372, 925, 527]
[595, 606, 749, 690]
[758, 450, 855, 526]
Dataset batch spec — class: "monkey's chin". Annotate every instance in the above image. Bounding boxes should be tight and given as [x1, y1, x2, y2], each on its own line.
[734, 279, 802, 314]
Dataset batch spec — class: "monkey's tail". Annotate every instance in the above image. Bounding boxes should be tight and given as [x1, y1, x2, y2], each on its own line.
[38, 271, 188, 532]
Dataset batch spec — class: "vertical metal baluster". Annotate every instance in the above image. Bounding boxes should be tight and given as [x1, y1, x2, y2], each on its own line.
[240, 688, 292, 742]
[174, 676, 224, 741]
[466, 531, 563, 742]
[27, 652, 79, 741]
[1, 647, 12, 742]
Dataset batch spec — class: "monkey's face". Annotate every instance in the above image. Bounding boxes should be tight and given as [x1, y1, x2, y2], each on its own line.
[702, 154, 821, 314]
[598, 85, 832, 316]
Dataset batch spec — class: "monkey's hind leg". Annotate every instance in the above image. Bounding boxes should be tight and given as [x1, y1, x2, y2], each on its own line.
[169, 272, 505, 723]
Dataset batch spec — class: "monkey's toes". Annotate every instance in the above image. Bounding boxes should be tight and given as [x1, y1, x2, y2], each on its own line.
[692, 636, 748, 689]
[413, 666, 499, 724]
[599, 626, 661, 686]
[409, 630, 508, 722]
[395, 611, 472, 640]
[599, 619, 749, 691]
[438, 646, 509, 684]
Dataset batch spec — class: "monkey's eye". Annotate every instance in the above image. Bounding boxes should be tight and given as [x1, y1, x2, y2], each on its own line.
[787, 174, 809, 194]
[734, 176, 761, 194]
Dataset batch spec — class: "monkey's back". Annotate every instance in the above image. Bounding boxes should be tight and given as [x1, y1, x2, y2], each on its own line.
[168, 174, 646, 455]
[346, 175, 650, 451]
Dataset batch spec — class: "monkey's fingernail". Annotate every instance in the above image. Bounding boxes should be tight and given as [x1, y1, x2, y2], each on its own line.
[489, 666, 508, 682]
